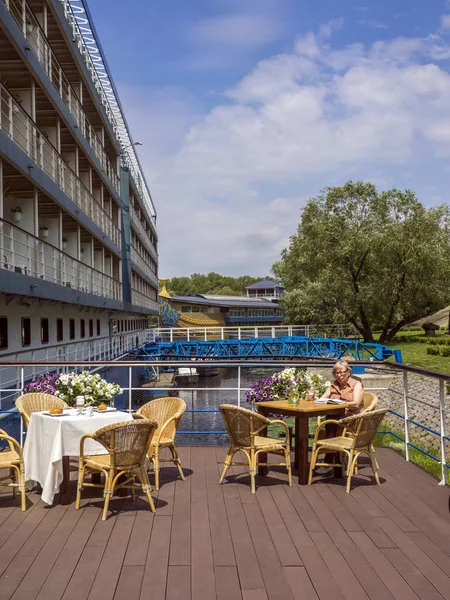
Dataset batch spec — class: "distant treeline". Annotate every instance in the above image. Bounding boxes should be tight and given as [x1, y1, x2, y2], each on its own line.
[167, 273, 275, 297]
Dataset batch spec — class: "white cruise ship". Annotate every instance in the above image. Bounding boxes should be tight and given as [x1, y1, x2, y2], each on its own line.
[0, 0, 159, 365]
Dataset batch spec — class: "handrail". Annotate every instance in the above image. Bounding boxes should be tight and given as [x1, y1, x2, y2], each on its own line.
[0, 82, 121, 247]
[0, 218, 122, 300]
[2, 0, 120, 194]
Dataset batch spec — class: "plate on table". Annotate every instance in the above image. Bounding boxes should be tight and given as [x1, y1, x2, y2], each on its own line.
[93, 407, 117, 413]
[43, 411, 70, 417]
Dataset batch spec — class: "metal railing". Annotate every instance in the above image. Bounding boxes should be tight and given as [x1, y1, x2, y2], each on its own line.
[129, 205, 158, 262]
[131, 288, 159, 311]
[0, 219, 122, 300]
[0, 83, 121, 247]
[130, 247, 158, 287]
[2, 0, 120, 194]
[0, 360, 448, 484]
[154, 324, 358, 342]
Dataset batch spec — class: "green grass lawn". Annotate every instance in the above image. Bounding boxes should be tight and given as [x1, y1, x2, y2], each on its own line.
[374, 330, 450, 374]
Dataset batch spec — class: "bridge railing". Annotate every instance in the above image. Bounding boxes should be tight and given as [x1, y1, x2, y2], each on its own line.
[0, 359, 448, 484]
[154, 324, 358, 342]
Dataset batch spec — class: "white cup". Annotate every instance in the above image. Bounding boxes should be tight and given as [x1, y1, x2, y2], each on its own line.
[85, 406, 93, 417]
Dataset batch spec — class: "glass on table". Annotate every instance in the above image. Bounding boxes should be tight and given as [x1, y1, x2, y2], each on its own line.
[76, 395, 85, 414]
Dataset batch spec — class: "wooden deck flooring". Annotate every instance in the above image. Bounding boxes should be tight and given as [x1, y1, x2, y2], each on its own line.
[0, 447, 449, 600]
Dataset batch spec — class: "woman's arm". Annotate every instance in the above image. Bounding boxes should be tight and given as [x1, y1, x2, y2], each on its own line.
[321, 385, 332, 399]
[347, 381, 364, 410]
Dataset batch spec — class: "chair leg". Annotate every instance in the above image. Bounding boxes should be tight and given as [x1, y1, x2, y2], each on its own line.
[285, 448, 292, 487]
[308, 447, 319, 485]
[75, 459, 86, 510]
[369, 448, 381, 485]
[170, 444, 185, 481]
[219, 446, 235, 484]
[139, 465, 156, 513]
[250, 448, 256, 493]
[10, 467, 16, 498]
[102, 470, 114, 521]
[346, 450, 355, 493]
[153, 450, 160, 492]
[18, 463, 26, 511]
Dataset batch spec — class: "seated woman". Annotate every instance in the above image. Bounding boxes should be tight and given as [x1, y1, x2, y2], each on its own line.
[322, 360, 364, 416]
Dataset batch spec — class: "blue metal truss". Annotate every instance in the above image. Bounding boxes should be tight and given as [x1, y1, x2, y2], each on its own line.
[139, 336, 399, 362]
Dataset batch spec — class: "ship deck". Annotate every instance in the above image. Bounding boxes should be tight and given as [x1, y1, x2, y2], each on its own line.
[0, 447, 449, 600]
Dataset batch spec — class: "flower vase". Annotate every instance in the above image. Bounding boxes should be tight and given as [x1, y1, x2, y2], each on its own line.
[289, 392, 300, 405]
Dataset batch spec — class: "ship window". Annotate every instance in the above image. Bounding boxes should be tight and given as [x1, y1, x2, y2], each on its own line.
[96, 319, 100, 336]
[89, 319, 93, 337]
[69, 319, 75, 340]
[22, 318, 31, 347]
[80, 319, 85, 338]
[41, 318, 49, 344]
[0, 317, 8, 349]
[56, 318, 63, 342]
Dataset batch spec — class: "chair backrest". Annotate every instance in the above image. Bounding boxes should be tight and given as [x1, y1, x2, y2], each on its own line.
[15, 393, 69, 429]
[136, 397, 186, 441]
[340, 408, 387, 449]
[219, 404, 271, 447]
[362, 392, 378, 413]
[0, 428, 22, 456]
[93, 419, 158, 468]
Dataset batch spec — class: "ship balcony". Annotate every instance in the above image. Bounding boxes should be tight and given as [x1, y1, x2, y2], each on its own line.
[0, 219, 122, 301]
[130, 205, 158, 260]
[131, 288, 159, 311]
[130, 247, 158, 287]
[0, 83, 121, 247]
[3, 0, 120, 195]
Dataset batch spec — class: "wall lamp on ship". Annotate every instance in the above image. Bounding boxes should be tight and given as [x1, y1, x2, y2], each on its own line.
[119, 141, 142, 154]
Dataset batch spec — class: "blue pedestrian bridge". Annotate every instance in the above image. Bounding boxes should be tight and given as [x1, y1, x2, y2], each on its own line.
[140, 336, 401, 363]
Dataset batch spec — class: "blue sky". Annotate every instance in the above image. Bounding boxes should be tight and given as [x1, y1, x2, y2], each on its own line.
[87, 0, 450, 278]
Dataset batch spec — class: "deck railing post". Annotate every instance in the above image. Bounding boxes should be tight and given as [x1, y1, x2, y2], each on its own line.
[128, 366, 132, 413]
[237, 366, 241, 407]
[403, 370, 410, 462]
[438, 378, 447, 485]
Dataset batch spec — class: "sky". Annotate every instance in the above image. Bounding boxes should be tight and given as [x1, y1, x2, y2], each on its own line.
[87, 0, 450, 279]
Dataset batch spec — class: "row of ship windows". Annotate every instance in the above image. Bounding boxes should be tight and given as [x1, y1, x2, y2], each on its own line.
[179, 306, 283, 317]
[0, 317, 101, 349]
[113, 319, 148, 333]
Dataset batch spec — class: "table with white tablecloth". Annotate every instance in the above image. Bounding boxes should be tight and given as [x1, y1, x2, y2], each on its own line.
[24, 409, 133, 505]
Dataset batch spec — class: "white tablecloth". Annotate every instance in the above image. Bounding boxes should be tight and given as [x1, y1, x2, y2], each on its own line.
[24, 409, 133, 505]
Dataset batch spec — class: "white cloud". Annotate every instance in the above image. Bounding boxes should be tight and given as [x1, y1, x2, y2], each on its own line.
[440, 14, 450, 30]
[130, 21, 450, 277]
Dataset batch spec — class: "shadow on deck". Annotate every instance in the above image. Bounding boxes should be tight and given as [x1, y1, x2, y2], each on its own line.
[0, 447, 449, 600]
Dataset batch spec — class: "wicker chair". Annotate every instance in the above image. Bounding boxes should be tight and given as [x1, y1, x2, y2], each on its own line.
[0, 429, 26, 511]
[219, 404, 292, 493]
[15, 393, 69, 429]
[308, 408, 387, 493]
[361, 391, 378, 413]
[75, 419, 158, 521]
[135, 397, 186, 491]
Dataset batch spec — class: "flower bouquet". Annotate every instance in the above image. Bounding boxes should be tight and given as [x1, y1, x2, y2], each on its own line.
[24, 371, 122, 406]
[246, 368, 329, 407]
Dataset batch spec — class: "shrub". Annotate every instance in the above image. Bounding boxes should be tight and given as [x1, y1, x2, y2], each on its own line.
[422, 322, 440, 335]
[426, 346, 440, 355]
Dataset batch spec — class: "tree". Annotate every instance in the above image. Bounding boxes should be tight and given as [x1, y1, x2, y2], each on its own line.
[167, 273, 275, 297]
[272, 181, 450, 343]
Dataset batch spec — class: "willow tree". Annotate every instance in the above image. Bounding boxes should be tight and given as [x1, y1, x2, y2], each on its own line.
[272, 181, 450, 343]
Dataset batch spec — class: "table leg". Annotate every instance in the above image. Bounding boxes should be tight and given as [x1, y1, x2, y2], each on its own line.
[60, 456, 71, 505]
[297, 416, 309, 485]
[294, 416, 299, 471]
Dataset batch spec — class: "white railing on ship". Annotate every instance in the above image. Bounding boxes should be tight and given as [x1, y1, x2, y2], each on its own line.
[0, 360, 448, 485]
[154, 324, 358, 342]
[0, 219, 122, 300]
[2, 0, 120, 194]
[129, 205, 158, 261]
[131, 288, 159, 311]
[0, 83, 121, 247]
[130, 248, 158, 287]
